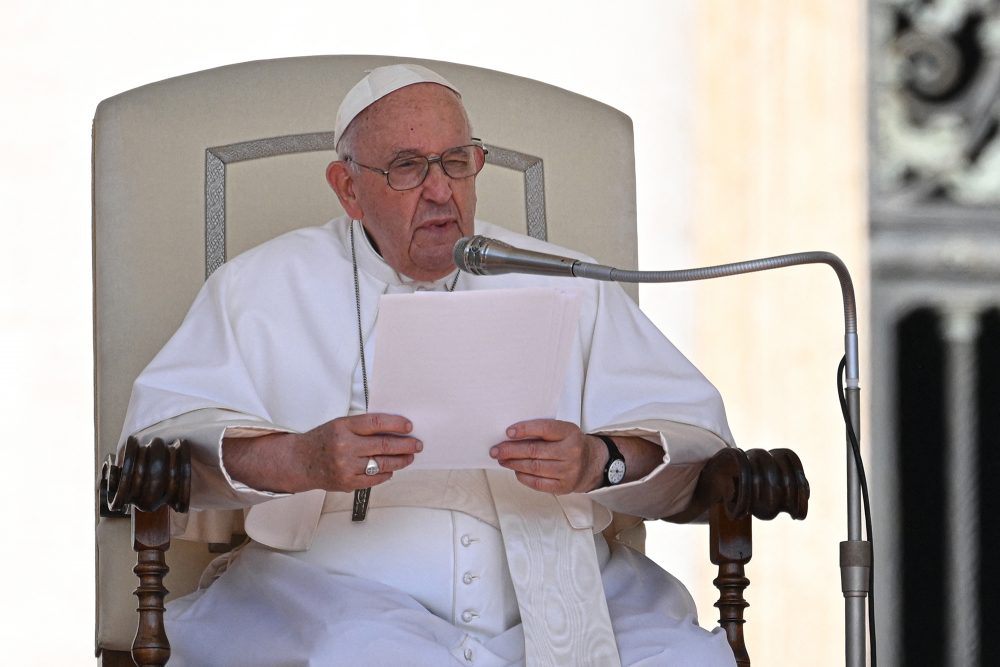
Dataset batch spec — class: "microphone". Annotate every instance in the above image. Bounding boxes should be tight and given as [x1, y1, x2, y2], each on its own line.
[452, 235, 616, 280]
[454, 234, 856, 321]
[455, 232, 870, 667]
[453, 235, 856, 384]
[454, 237, 858, 385]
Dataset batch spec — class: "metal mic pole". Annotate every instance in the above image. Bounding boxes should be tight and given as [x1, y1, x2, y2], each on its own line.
[456, 236, 873, 664]
[842, 334, 869, 667]
[574, 252, 872, 667]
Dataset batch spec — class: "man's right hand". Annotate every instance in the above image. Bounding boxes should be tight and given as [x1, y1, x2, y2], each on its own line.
[221, 413, 422, 494]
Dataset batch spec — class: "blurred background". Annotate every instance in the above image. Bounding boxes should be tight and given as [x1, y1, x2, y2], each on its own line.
[3, 1, 997, 665]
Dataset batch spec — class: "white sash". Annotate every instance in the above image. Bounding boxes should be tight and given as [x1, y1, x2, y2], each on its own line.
[486, 470, 621, 666]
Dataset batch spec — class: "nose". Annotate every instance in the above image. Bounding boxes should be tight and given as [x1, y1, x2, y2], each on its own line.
[420, 160, 453, 204]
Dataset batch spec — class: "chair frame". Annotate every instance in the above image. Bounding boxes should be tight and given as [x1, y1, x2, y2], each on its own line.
[93, 55, 809, 667]
[100, 438, 808, 667]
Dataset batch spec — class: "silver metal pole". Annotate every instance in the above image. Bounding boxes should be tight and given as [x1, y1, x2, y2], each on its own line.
[841, 334, 869, 667]
[942, 307, 980, 667]
[457, 240, 873, 666]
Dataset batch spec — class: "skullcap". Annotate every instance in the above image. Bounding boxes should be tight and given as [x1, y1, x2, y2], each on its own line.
[335, 63, 462, 149]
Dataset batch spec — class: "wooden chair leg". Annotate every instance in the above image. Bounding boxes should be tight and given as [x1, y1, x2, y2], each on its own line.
[131, 505, 172, 666]
[100, 649, 137, 666]
[711, 503, 752, 667]
[663, 447, 808, 665]
[102, 436, 191, 667]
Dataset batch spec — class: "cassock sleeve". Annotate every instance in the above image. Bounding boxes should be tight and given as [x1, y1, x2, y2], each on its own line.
[577, 279, 734, 521]
[117, 261, 276, 438]
[129, 408, 294, 510]
[587, 421, 729, 519]
[116, 261, 302, 514]
[127, 407, 302, 542]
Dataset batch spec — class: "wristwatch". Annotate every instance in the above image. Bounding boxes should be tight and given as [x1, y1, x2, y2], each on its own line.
[597, 435, 626, 487]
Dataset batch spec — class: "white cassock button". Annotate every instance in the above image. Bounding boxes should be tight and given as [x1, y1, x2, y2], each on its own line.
[464, 647, 474, 661]
[462, 571, 477, 585]
[460, 534, 478, 547]
[461, 610, 479, 623]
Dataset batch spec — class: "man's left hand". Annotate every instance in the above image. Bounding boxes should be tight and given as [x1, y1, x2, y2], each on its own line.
[489, 419, 605, 494]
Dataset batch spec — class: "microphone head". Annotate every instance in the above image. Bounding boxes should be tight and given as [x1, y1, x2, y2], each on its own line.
[453, 235, 512, 275]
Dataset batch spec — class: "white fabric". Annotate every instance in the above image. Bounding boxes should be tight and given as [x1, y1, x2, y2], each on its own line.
[164, 540, 735, 666]
[334, 63, 461, 149]
[293, 507, 521, 641]
[120, 217, 736, 665]
[486, 469, 620, 665]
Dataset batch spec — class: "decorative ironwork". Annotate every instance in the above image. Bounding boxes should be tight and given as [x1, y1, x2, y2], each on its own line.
[871, 4, 1000, 665]
[873, 0, 1000, 209]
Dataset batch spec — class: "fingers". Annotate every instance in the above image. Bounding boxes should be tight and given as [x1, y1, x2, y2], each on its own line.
[342, 413, 422, 456]
[360, 452, 416, 476]
[354, 452, 416, 488]
[490, 439, 562, 463]
[511, 471, 571, 494]
[491, 419, 601, 494]
[497, 455, 566, 480]
[491, 419, 574, 459]
[503, 419, 573, 442]
[348, 413, 414, 436]
[501, 459, 580, 495]
[489, 435, 578, 495]
[491, 419, 580, 464]
[348, 431, 422, 488]
[297, 414, 422, 492]
[363, 434, 423, 457]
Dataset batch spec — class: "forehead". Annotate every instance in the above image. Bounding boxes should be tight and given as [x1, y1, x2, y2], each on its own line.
[355, 83, 470, 156]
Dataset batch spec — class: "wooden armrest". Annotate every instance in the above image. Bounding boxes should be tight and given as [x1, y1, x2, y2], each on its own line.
[100, 437, 192, 667]
[99, 442, 808, 667]
[661, 448, 810, 667]
[662, 447, 809, 525]
[102, 436, 191, 515]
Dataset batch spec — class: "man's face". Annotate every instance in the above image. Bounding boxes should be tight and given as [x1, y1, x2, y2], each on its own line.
[330, 83, 478, 281]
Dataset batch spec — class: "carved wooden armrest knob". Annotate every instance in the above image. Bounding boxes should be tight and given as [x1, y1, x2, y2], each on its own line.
[744, 448, 808, 520]
[662, 447, 809, 524]
[101, 436, 191, 515]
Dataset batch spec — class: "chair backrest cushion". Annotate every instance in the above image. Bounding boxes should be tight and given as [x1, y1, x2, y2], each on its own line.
[93, 54, 637, 651]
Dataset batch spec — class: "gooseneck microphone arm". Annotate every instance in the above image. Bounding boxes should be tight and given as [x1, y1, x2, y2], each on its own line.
[454, 234, 872, 667]
[453, 235, 857, 349]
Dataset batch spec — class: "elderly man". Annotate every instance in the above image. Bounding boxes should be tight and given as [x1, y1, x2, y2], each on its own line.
[120, 64, 737, 666]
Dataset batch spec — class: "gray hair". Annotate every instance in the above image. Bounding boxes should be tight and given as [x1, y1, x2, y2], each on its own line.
[335, 121, 359, 162]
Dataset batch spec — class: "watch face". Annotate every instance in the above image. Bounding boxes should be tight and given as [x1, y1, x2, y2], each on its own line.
[608, 459, 626, 485]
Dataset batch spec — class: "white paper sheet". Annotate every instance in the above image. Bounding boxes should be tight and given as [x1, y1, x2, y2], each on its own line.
[368, 287, 581, 469]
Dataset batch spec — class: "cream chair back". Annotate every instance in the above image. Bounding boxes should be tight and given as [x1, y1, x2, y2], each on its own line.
[93, 55, 637, 653]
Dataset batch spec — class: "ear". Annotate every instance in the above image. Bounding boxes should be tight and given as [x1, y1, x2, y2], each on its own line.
[326, 160, 365, 220]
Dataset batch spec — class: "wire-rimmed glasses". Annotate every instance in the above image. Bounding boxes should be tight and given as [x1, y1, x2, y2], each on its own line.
[347, 140, 488, 191]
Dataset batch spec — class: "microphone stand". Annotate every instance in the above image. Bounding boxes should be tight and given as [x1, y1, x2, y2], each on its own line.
[570, 253, 871, 667]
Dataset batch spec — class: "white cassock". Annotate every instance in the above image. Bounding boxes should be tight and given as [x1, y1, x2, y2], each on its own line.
[120, 217, 738, 666]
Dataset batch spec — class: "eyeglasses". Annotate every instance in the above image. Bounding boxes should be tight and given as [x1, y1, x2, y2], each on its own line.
[347, 140, 489, 191]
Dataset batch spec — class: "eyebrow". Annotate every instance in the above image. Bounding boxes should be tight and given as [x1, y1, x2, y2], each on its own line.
[387, 140, 474, 161]
[388, 147, 422, 159]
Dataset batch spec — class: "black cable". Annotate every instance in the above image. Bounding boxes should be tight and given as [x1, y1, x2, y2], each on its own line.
[838, 355, 876, 666]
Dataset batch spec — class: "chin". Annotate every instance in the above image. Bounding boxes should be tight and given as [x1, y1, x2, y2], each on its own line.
[410, 256, 458, 281]
[412, 237, 460, 267]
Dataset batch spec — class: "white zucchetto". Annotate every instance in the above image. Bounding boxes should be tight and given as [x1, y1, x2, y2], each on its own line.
[335, 63, 461, 150]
